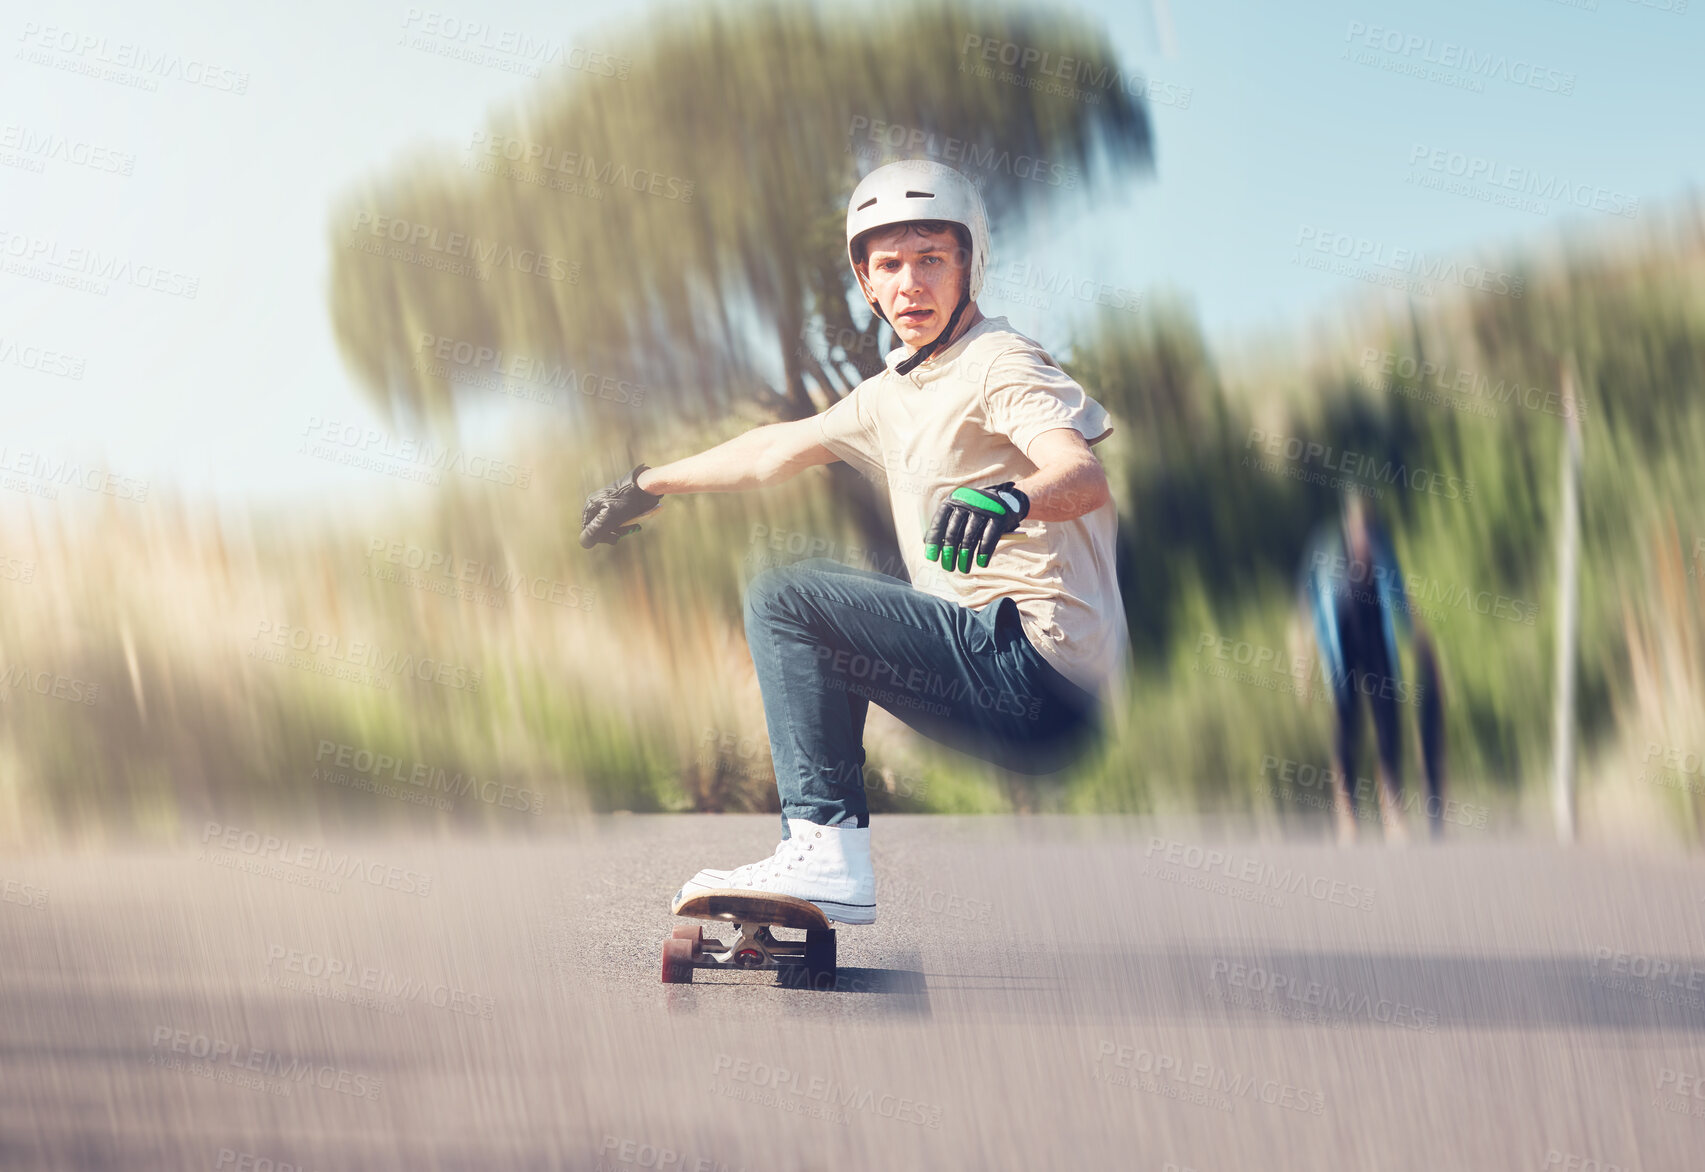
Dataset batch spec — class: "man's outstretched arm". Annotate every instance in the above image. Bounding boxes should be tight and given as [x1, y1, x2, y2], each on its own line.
[636, 417, 839, 495]
[581, 418, 842, 547]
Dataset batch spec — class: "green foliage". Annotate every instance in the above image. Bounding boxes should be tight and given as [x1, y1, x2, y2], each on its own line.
[1064, 200, 1705, 828]
[327, 0, 1153, 433]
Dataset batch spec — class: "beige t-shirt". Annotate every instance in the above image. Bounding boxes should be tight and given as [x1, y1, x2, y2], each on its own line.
[814, 314, 1128, 697]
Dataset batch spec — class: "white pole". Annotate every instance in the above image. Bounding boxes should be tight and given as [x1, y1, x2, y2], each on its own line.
[1551, 359, 1583, 842]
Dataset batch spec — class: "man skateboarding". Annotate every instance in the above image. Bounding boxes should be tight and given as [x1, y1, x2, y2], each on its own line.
[580, 159, 1128, 925]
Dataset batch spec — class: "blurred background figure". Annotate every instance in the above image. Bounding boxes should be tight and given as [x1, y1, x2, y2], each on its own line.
[1297, 495, 1445, 843]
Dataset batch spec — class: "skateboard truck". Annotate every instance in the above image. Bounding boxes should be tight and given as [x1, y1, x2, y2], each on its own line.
[662, 891, 837, 987]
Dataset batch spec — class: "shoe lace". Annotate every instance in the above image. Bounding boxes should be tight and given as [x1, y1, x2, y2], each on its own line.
[725, 839, 787, 886]
[728, 834, 813, 885]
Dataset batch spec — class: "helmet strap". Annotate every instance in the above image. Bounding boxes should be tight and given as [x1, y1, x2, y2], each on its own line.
[858, 274, 890, 328]
[895, 286, 969, 376]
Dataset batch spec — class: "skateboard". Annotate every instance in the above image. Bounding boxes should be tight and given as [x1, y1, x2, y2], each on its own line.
[661, 890, 837, 986]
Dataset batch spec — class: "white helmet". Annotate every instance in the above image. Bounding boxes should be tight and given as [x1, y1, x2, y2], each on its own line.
[845, 160, 990, 371]
[845, 159, 990, 303]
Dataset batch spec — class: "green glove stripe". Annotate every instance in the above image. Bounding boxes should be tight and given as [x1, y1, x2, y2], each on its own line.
[949, 486, 1006, 514]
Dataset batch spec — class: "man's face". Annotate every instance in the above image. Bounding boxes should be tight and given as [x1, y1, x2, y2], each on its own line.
[858, 224, 970, 350]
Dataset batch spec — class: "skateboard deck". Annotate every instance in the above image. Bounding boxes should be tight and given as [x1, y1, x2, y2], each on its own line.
[661, 890, 836, 986]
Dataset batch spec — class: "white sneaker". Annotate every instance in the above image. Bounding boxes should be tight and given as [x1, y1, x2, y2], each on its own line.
[675, 820, 877, 925]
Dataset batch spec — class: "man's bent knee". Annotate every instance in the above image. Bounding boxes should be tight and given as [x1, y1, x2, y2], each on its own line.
[744, 560, 840, 626]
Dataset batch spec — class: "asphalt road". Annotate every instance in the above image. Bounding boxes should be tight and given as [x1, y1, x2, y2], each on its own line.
[3, 815, 1704, 1171]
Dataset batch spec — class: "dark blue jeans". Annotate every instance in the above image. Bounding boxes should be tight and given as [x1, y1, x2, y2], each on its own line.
[743, 558, 1100, 830]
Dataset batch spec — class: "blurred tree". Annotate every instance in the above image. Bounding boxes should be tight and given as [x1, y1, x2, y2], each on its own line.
[326, 0, 1154, 437]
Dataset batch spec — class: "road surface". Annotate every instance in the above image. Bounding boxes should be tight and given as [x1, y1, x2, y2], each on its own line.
[3, 815, 1703, 1170]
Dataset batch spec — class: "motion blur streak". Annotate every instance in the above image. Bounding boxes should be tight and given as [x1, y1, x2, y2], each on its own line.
[3, 0, 1703, 1167]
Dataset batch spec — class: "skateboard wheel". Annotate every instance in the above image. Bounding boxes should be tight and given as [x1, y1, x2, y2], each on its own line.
[803, 928, 836, 986]
[671, 925, 704, 956]
[661, 938, 695, 984]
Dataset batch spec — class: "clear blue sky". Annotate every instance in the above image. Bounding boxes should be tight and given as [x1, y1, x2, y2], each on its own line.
[1042, 0, 1701, 352]
[1, 0, 1699, 502]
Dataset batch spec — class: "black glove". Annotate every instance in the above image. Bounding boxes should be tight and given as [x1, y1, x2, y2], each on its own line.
[580, 464, 663, 548]
[924, 482, 1030, 573]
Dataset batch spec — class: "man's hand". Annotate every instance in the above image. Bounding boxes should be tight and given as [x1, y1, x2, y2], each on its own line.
[580, 465, 663, 548]
[925, 483, 1030, 573]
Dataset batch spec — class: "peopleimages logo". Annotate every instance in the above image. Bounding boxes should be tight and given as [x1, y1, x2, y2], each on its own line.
[1306, 549, 1539, 627]
[412, 331, 646, 407]
[1541, 1151, 1629, 1172]
[0, 229, 200, 298]
[1294, 225, 1524, 299]
[0, 448, 149, 503]
[466, 132, 693, 201]
[298, 417, 532, 489]
[315, 739, 544, 815]
[1341, 21, 1576, 97]
[1, 876, 48, 910]
[1208, 958, 1439, 1032]
[0, 123, 136, 176]
[816, 645, 1044, 721]
[1260, 755, 1489, 829]
[1244, 427, 1474, 502]
[0, 554, 35, 584]
[250, 619, 483, 693]
[845, 115, 1079, 189]
[214, 1149, 321, 1172]
[346, 211, 579, 284]
[1092, 1040, 1326, 1116]
[1144, 836, 1377, 911]
[15, 23, 252, 94]
[1359, 348, 1586, 421]
[1406, 144, 1638, 220]
[366, 537, 595, 612]
[596, 1134, 762, 1172]
[264, 943, 497, 1019]
[957, 34, 1194, 109]
[0, 661, 100, 706]
[1598, 950, 1702, 990]
[397, 8, 632, 79]
[198, 821, 432, 896]
[710, 1054, 944, 1129]
[746, 523, 908, 579]
[149, 1025, 382, 1099]
[0, 335, 87, 380]
[981, 256, 1143, 316]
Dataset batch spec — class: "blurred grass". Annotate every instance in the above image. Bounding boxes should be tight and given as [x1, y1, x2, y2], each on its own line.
[4, 196, 1704, 844]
